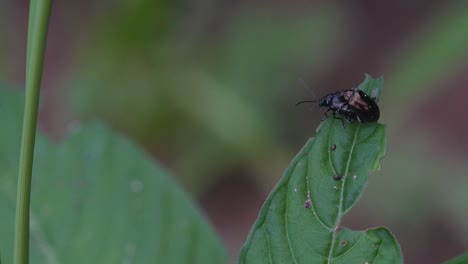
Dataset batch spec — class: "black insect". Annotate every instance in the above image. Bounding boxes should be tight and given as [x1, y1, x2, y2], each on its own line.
[298, 88, 380, 125]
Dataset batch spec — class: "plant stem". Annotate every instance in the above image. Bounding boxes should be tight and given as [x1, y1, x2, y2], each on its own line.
[14, 1, 52, 264]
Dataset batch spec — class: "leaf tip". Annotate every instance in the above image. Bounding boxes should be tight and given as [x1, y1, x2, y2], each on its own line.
[360, 74, 384, 99]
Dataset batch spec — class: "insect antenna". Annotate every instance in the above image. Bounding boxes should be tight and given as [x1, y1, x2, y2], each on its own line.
[295, 100, 317, 106]
[296, 78, 319, 107]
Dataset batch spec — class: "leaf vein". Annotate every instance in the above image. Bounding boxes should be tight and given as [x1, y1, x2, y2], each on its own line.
[304, 155, 334, 231]
[30, 211, 61, 264]
[262, 226, 274, 264]
[326, 124, 361, 264]
[285, 182, 299, 264]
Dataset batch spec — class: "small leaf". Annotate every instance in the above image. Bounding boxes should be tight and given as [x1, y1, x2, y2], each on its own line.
[0, 86, 226, 263]
[239, 75, 402, 263]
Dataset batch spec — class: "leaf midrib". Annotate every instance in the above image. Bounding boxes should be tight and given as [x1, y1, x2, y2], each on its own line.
[326, 124, 361, 264]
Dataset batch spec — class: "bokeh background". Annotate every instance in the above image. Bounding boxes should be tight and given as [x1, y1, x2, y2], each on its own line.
[1, 0, 467, 263]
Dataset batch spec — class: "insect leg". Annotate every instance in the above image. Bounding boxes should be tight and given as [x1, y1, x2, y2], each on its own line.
[333, 112, 345, 127]
[321, 108, 332, 121]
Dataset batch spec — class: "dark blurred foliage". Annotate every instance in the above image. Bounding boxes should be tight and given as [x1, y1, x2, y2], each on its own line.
[1, 0, 468, 263]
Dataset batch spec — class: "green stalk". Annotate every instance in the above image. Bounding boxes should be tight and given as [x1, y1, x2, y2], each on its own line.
[13, 1, 53, 264]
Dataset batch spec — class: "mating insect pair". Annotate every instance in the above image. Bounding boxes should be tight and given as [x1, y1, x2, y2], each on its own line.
[297, 88, 380, 126]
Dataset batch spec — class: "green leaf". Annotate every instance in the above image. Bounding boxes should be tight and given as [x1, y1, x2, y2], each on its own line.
[0, 86, 226, 263]
[239, 75, 402, 263]
[443, 252, 468, 264]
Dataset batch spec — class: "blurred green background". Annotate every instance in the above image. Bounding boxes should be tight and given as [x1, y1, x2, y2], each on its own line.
[1, 0, 467, 263]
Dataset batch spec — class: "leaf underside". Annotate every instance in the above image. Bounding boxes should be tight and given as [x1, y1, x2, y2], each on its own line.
[0, 87, 226, 263]
[239, 75, 403, 264]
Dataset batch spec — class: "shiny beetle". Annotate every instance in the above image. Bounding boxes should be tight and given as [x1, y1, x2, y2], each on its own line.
[317, 88, 380, 124]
